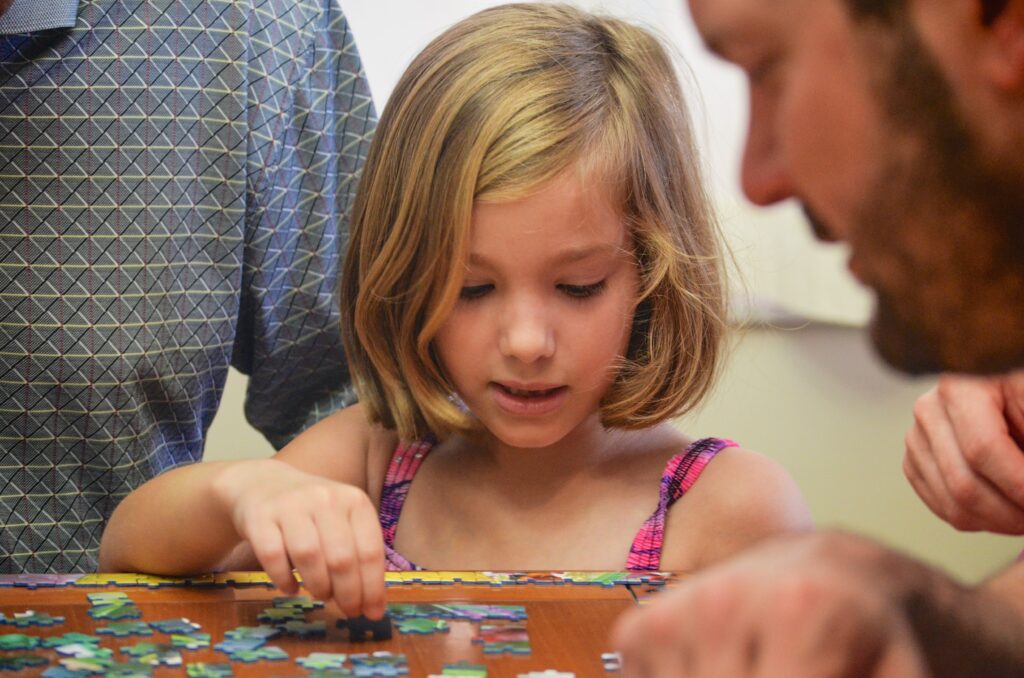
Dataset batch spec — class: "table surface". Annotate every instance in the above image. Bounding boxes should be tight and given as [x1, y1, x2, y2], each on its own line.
[0, 571, 672, 677]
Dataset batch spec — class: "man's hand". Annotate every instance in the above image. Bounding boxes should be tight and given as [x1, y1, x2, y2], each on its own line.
[904, 371, 1024, 533]
[612, 532, 928, 677]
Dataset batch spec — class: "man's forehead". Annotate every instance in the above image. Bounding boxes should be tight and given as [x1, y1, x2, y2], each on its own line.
[687, 0, 814, 59]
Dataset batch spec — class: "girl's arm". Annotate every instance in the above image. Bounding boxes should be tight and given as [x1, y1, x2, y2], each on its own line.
[99, 404, 390, 619]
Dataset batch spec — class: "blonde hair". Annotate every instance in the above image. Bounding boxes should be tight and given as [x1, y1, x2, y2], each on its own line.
[342, 3, 727, 441]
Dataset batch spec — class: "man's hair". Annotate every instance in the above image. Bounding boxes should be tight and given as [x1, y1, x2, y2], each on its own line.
[341, 3, 727, 441]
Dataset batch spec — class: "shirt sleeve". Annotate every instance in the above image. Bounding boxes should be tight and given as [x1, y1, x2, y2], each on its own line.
[233, 0, 376, 449]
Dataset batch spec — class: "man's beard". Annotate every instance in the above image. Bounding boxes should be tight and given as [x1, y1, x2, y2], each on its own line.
[848, 15, 1024, 375]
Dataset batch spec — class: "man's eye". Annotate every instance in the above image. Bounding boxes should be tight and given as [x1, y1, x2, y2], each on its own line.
[459, 284, 493, 300]
[559, 281, 606, 299]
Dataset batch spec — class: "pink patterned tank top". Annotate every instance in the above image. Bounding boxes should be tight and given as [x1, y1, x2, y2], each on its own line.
[378, 436, 737, 571]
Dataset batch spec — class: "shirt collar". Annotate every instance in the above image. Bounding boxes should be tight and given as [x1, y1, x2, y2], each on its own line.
[0, 0, 78, 35]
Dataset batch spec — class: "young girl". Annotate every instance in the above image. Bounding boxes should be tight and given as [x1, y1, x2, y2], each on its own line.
[99, 3, 810, 621]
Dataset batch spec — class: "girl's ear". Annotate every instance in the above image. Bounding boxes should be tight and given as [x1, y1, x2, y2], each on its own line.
[978, 0, 1024, 90]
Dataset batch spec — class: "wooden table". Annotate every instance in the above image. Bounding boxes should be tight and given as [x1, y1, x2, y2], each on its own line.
[0, 572, 671, 676]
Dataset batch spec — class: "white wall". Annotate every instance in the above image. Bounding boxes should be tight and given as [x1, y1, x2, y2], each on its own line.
[203, 1, 1023, 583]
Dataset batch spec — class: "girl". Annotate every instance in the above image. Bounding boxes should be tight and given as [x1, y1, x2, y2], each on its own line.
[99, 3, 810, 621]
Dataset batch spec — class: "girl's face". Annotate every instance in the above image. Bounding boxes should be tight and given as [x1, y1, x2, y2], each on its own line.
[434, 167, 640, 450]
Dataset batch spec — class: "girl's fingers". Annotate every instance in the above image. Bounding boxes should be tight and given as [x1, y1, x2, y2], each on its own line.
[247, 519, 298, 594]
[313, 501, 364, 618]
[349, 495, 387, 619]
[280, 513, 331, 602]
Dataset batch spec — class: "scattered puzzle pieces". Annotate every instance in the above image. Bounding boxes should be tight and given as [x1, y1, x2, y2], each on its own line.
[336, 614, 393, 641]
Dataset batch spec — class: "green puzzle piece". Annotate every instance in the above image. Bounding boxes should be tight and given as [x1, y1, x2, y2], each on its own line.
[186, 663, 233, 677]
[230, 646, 288, 663]
[0, 633, 39, 651]
[297, 652, 348, 670]
[0, 654, 47, 671]
[171, 633, 211, 650]
[395, 618, 449, 634]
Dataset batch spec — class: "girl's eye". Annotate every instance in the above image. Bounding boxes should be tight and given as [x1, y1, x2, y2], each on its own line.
[459, 284, 493, 300]
[559, 281, 606, 299]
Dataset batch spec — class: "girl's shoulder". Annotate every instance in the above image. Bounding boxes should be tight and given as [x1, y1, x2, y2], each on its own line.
[273, 403, 400, 500]
[659, 442, 812, 570]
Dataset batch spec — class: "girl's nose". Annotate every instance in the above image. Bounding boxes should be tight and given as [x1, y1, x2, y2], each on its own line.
[498, 302, 555, 363]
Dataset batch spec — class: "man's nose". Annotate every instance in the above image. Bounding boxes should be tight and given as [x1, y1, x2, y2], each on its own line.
[740, 110, 796, 206]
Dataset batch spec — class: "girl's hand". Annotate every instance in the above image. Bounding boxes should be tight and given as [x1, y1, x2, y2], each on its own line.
[214, 458, 386, 619]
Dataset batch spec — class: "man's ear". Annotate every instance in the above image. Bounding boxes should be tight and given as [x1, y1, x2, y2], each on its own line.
[978, 0, 1024, 90]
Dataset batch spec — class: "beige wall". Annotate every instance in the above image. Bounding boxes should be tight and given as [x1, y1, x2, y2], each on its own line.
[205, 325, 1022, 583]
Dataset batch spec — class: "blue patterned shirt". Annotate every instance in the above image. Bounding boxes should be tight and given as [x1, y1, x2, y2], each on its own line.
[0, 0, 376, 572]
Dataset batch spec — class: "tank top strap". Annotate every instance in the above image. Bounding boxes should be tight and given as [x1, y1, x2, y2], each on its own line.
[625, 437, 738, 571]
[379, 437, 435, 570]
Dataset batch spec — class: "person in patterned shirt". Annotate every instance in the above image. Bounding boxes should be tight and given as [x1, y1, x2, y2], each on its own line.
[0, 0, 376, 573]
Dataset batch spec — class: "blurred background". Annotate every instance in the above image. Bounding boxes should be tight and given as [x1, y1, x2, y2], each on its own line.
[205, 0, 1021, 582]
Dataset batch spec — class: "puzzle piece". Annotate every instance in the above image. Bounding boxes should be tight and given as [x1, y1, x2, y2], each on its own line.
[186, 662, 234, 677]
[0, 609, 63, 627]
[297, 652, 349, 670]
[58, 655, 116, 672]
[42, 632, 101, 648]
[0, 654, 47, 671]
[54, 643, 113, 660]
[223, 625, 280, 641]
[148, 618, 201, 634]
[229, 645, 288, 663]
[214, 637, 266, 655]
[100, 661, 155, 677]
[0, 633, 40, 650]
[336, 614, 393, 641]
[170, 633, 211, 650]
[86, 591, 130, 604]
[272, 595, 323, 610]
[435, 604, 527, 622]
[120, 642, 183, 666]
[43, 667, 88, 678]
[394, 618, 448, 634]
[473, 624, 531, 655]
[257, 607, 305, 623]
[601, 652, 622, 671]
[281, 620, 326, 637]
[96, 621, 153, 637]
[350, 652, 408, 677]
[306, 670, 356, 678]
[88, 600, 141, 620]
[439, 660, 487, 676]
